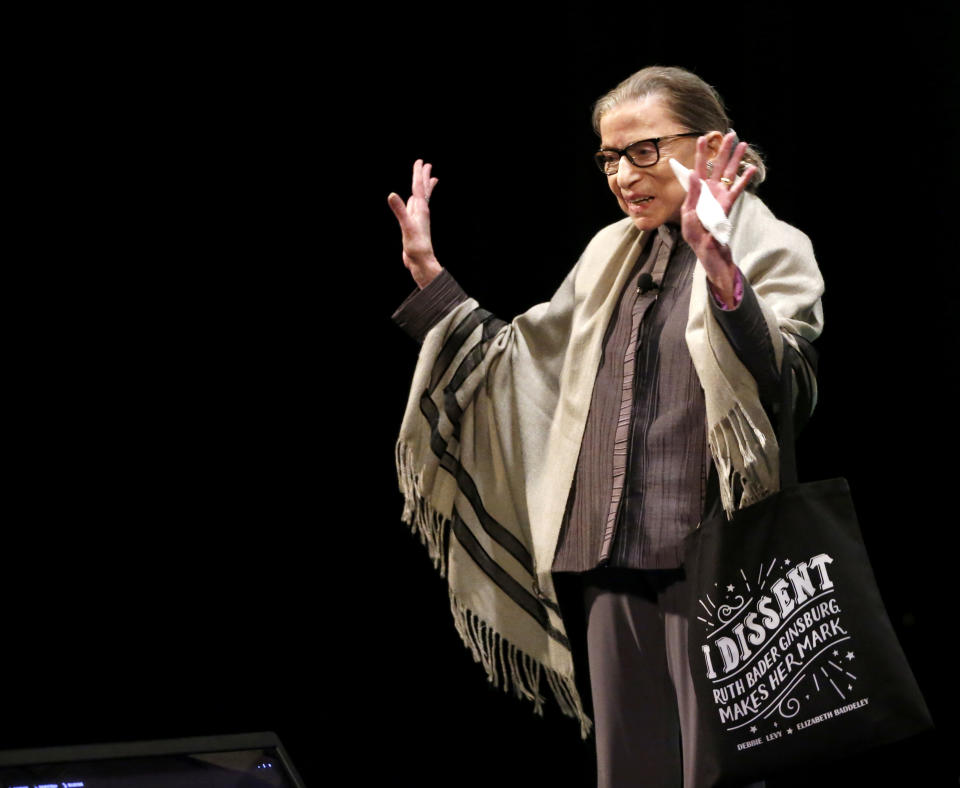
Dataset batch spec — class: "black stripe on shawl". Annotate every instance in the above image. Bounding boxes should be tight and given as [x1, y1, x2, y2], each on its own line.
[442, 316, 507, 443]
[419, 393, 565, 624]
[430, 307, 490, 392]
[421, 393, 532, 571]
[430, 307, 508, 395]
[451, 509, 571, 650]
[448, 315, 507, 393]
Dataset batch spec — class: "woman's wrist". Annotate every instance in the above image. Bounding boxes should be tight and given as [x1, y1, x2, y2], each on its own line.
[707, 263, 742, 310]
[413, 257, 443, 290]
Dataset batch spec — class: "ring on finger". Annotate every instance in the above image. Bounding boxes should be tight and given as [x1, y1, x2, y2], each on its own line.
[720, 177, 733, 186]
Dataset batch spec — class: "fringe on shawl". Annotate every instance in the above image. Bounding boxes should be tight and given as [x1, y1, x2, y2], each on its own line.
[396, 440, 450, 578]
[707, 402, 776, 519]
[396, 440, 594, 740]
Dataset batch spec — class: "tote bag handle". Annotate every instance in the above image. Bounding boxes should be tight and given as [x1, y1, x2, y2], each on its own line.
[776, 341, 801, 489]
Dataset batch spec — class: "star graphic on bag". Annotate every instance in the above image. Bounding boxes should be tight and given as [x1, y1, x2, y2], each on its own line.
[726, 584, 735, 592]
[773, 721, 778, 727]
[846, 651, 855, 661]
[787, 728, 793, 734]
[832, 649, 839, 656]
[750, 726, 757, 733]
[784, 558, 791, 565]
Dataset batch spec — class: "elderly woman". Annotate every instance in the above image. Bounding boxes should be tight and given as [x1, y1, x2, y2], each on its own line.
[388, 66, 823, 788]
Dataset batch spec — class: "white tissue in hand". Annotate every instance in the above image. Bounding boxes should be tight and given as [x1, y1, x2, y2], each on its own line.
[668, 158, 732, 246]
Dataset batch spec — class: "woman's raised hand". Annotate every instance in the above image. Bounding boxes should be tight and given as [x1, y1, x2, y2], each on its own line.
[681, 133, 757, 304]
[388, 159, 442, 289]
[697, 133, 756, 215]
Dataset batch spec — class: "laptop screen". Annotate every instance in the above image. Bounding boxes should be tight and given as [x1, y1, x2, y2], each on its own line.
[0, 732, 304, 788]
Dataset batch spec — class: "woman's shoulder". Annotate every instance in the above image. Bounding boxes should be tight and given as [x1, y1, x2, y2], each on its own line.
[732, 192, 823, 304]
[592, 215, 637, 236]
[733, 191, 816, 263]
[567, 217, 649, 300]
[736, 192, 813, 245]
[579, 217, 641, 264]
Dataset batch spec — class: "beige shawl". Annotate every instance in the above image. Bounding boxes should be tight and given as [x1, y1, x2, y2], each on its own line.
[395, 191, 824, 738]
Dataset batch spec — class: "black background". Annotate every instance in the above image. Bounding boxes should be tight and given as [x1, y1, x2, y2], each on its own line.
[7, 2, 957, 786]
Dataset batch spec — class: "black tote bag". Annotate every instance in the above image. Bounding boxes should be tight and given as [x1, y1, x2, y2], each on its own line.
[683, 345, 933, 787]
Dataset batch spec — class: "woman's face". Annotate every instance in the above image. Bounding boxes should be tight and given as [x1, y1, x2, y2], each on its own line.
[599, 95, 704, 232]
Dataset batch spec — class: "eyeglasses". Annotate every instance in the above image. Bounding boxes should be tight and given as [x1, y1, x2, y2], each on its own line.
[594, 132, 705, 175]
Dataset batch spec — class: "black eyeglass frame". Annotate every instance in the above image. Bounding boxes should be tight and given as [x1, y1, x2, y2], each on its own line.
[594, 131, 706, 174]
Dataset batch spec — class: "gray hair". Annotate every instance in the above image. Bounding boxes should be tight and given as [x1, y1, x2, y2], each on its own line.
[592, 66, 766, 192]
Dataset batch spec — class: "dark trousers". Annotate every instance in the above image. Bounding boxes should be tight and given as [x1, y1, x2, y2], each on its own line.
[553, 567, 765, 788]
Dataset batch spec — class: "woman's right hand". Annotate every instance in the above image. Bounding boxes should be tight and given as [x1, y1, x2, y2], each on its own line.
[388, 159, 442, 289]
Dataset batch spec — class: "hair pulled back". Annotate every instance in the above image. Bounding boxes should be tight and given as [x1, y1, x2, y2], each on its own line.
[592, 66, 766, 192]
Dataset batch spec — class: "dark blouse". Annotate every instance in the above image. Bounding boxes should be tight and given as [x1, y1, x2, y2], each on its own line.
[553, 224, 707, 570]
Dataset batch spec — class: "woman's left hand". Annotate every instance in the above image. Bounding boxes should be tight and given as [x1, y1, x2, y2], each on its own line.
[680, 133, 757, 305]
